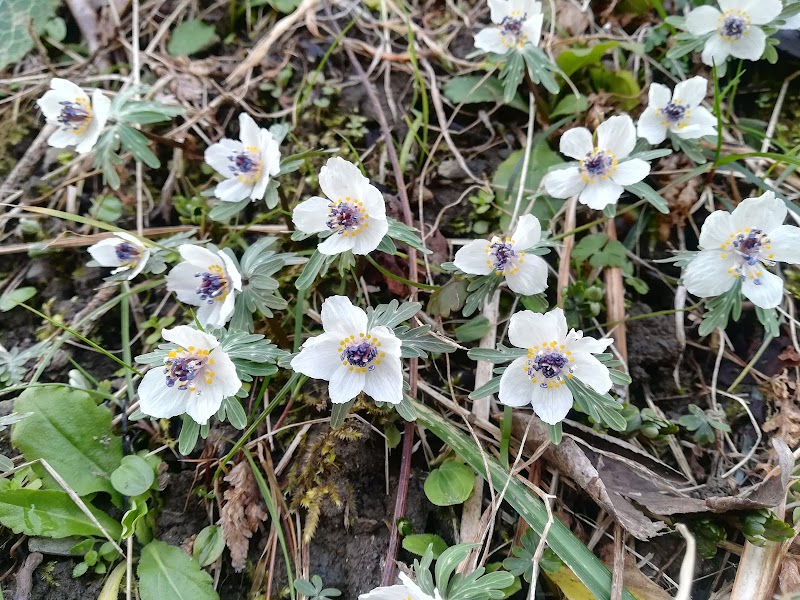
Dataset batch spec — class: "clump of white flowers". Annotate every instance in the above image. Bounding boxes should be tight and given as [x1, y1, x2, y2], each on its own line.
[498, 307, 613, 425]
[292, 157, 389, 256]
[204, 113, 281, 203]
[137, 326, 241, 425]
[167, 245, 242, 328]
[36, 78, 111, 154]
[291, 296, 403, 405]
[454, 214, 548, 296]
[683, 191, 800, 309]
[544, 115, 651, 210]
[684, 0, 782, 67]
[87, 233, 149, 280]
[637, 76, 717, 145]
[359, 572, 442, 600]
[474, 0, 543, 54]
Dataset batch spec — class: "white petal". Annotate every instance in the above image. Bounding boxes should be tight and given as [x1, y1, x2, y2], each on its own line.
[454, 240, 494, 275]
[205, 139, 242, 176]
[184, 383, 224, 425]
[565, 330, 613, 354]
[698, 210, 733, 249]
[572, 353, 612, 395]
[196, 301, 225, 329]
[544, 167, 585, 199]
[702, 35, 732, 68]
[162, 325, 219, 350]
[508, 308, 565, 348]
[206, 347, 242, 400]
[370, 326, 403, 358]
[214, 177, 252, 203]
[127, 249, 150, 279]
[673, 76, 708, 107]
[578, 179, 623, 210]
[498, 357, 536, 407]
[529, 383, 574, 425]
[544, 307, 568, 340]
[647, 83, 671, 109]
[350, 216, 389, 255]
[167, 262, 202, 305]
[321, 295, 368, 336]
[293, 197, 331, 233]
[358, 585, 416, 600]
[521, 13, 543, 46]
[219, 251, 242, 291]
[474, 28, 509, 54]
[319, 157, 365, 201]
[730, 192, 786, 233]
[359, 182, 387, 220]
[238, 113, 261, 149]
[362, 355, 403, 404]
[637, 107, 667, 145]
[318, 231, 356, 255]
[676, 106, 717, 139]
[559, 127, 593, 160]
[511, 213, 541, 250]
[505, 255, 548, 295]
[728, 27, 766, 61]
[37, 90, 68, 120]
[683, 251, 737, 298]
[488, 0, 511, 23]
[596, 115, 636, 159]
[259, 130, 282, 178]
[767, 225, 800, 264]
[398, 573, 437, 600]
[87, 237, 123, 267]
[210, 292, 236, 327]
[742, 0, 782, 24]
[611, 158, 650, 186]
[686, 6, 722, 35]
[47, 127, 82, 149]
[742, 269, 784, 308]
[137, 369, 189, 419]
[291, 333, 343, 380]
[329, 365, 366, 404]
[179, 244, 219, 268]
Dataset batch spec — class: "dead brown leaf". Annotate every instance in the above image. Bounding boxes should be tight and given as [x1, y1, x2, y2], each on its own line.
[555, 0, 590, 35]
[763, 373, 800, 448]
[219, 461, 269, 572]
[779, 556, 800, 598]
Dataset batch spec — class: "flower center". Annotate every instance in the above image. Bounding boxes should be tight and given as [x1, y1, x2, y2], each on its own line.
[115, 242, 142, 267]
[722, 228, 775, 286]
[719, 11, 750, 40]
[485, 238, 525, 276]
[525, 342, 575, 388]
[58, 99, 92, 134]
[326, 198, 367, 238]
[338, 333, 386, 374]
[499, 10, 529, 48]
[195, 264, 230, 303]
[163, 347, 215, 393]
[228, 147, 263, 184]
[580, 148, 617, 182]
[661, 101, 686, 123]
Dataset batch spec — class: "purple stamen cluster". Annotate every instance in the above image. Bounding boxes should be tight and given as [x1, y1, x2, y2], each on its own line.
[721, 15, 747, 39]
[662, 102, 686, 123]
[528, 352, 571, 387]
[58, 101, 90, 129]
[115, 242, 141, 264]
[164, 356, 205, 390]
[582, 150, 613, 176]
[500, 15, 525, 40]
[490, 241, 516, 271]
[229, 153, 258, 175]
[733, 229, 768, 267]
[195, 272, 229, 303]
[326, 202, 362, 232]
[342, 341, 379, 370]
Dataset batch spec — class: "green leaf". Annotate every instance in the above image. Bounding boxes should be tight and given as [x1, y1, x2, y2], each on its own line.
[193, 525, 225, 567]
[550, 94, 589, 118]
[0, 489, 122, 539]
[117, 124, 160, 168]
[111, 455, 155, 497]
[296, 250, 331, 290]
[330, 399, 355, 429]
[0, 0, 60, 70]
[455, 315, 491, 343]
[178, 415, 200, 455]
[89, 195, 123, 223]
[12, 386, 123, 498]
[167, 20, 218, 56]
[117, 101, 185, 125]
[138, 540, 218, 600]
[625, 181, 669, 214]
[0, 287, 36, 311]
[556, 41, 619, 77]
[221, 397, 247, 430]
[443, 75, 527, 111]
[424, 460, 475, 506]
[402, 534, 448, 558]
[208, 197, 251, 223]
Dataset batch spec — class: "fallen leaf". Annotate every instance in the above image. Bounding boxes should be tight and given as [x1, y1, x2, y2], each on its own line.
[219, 461, 268, 572]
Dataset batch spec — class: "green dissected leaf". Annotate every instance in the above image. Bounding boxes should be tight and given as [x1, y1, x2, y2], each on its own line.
[178, 416, 200, 455]
[208, 197, 251, 222]
[0, 489, 122, 539]
[698, 281, 743, 336]
[193, 525, 225, 567]
[367, 299, 422, 329]
[566, 377, 627, 432]
[443, 75, 527, 111]
[499, 51, 525, 103]
[386, 218, 431, 254]
[424, 460, 474, 506]
[455, 315, 491, 343]
[117, 124, 160, 168]
[167, 20, 218, 56]
[394, 325, 456, 359]
[0, 0, 59, 69]
[296, 250, 333, 290]
[138, 540, 218, 600]
[555, 41, 619, 77]
[117, 101, 185, 125]
[589, 68, 640, 110]
[402, 534, 448, 558]
[625, 181, 669, 214]
[111, 455, 155, 497]
[12, 386, 123, 498]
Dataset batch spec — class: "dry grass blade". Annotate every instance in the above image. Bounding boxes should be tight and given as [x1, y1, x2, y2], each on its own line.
[219, 460, 269, 572]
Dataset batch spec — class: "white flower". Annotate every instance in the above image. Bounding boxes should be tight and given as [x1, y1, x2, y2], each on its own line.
[498, 307, 613, 425]
[544, 115, 650, 210]
[87, 232, 150, 280]
[36, 78, 111, 154]
[453, 214, 548, 295]
[474, 0, 544, 55]
[292, 157, 389, 256]
[204, 113, 281, 203]
[138, 325, 240, 425]
[637, 77, 718, 144]
[685, 0, 782, 67]
[683, 191, 800, 309]
[359, 572, 442, 600]
[290, 296, 403, 405]
[166, 245, 243, 329]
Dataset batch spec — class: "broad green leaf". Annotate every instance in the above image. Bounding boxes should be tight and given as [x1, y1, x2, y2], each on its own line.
[455, 315, 491, 343]
[402, 534, 448, 558]
[424, 460, 474, 506]
[550, 94, 589, 118]
[193, 525, 225, 567]
[555, 41, 619, 77]
[0, 489, 122, 539]
[12, 386, 123, 498]
[167, 20, 218, 56]
[443, 76, 527, 111]
[0, 0, 60, 69]
[111, 455, 155, 497]
[98, 562, 127, 600]
[0, 287, 36, 311]
[138, 540, 218, 600]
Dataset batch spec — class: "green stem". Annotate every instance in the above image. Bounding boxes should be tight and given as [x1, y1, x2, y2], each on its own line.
[500, 405, 513, 469]
[727, 334, 774, 393]
[364, 255, 439, 291]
